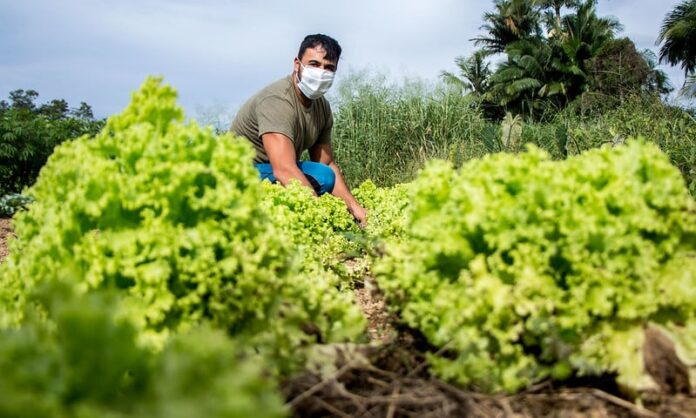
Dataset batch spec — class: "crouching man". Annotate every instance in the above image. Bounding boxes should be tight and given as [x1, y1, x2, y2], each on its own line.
[231, 33, 367, 226]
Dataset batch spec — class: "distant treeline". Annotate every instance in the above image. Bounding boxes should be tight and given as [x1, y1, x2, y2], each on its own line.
[0, 90, 104, 197]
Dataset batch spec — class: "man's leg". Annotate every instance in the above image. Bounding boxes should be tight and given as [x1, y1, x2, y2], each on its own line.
[254, 163, 276, 183]
[253, 161, 335, 195]
[297, 161, 335, 195]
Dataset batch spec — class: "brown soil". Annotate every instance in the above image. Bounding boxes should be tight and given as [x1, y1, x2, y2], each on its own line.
[285, 338, 696, 418]
[0, 218, 13, 263]
[350, 258, 394, 343]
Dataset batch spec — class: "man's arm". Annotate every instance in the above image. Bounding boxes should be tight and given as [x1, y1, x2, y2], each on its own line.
[263, 133, 317, 195]
[309, 142, 367, 226]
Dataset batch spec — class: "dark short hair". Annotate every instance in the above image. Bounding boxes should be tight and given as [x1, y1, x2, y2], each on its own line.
[298, 34, 342, 62]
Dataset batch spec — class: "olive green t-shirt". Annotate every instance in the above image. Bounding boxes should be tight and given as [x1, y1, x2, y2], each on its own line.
[231, 75, 333, 164]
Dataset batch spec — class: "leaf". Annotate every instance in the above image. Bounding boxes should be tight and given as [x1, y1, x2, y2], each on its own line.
[501, 112, 524, 149]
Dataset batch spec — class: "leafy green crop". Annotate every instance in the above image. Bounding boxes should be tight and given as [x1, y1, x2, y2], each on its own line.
[0, 77, 364, 372]
[376, 140, 696, 393]
[0, 281, 287, 418]
[353, 179, 410, 241]
[261, 181, 360, 275]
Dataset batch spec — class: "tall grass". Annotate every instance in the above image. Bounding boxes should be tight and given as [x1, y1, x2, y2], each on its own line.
[331, 72, 696, 195]
[540, 95, 696, 194]
[330, 73, 489, 187]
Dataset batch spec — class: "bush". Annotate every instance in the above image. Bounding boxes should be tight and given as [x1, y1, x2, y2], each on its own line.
[376, 140, 696, 392]
[0, 193, 33, 217]
[0, 91, 103, 196]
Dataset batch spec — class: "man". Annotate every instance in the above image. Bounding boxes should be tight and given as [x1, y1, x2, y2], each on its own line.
[231, 34, 367, 226]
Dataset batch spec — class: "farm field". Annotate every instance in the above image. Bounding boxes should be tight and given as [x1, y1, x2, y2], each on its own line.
[1, 77, 696, 418]
[2, 207, 696, 417]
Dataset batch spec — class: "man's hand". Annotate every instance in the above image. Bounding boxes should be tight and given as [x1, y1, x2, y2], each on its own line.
[309, 142, 368, 227]
[348, 203, 368, 228]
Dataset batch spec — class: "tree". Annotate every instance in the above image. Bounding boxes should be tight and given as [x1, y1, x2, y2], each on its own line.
[440, 51, 492, 96]
[586, 38, 652, 106]
[8, 89, 39, 111]
[474, 0, 542, 54]
[641, 49, 674, 97]
[38, 99, 69, 120]
[72, 102, 95, 120]
[657, 0, 696, 97]
[488, 38, 552, 117]
[534, 0, 581, 33]
[462, 0, 627, 118]
[560, 0, 622, 56]
[0, 91, 103, 196]
[657, 0, 696, 76]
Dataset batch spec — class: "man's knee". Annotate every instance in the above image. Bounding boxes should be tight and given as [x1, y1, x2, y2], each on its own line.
[319, 165, 336, 194]
[300, 161, 335, 195]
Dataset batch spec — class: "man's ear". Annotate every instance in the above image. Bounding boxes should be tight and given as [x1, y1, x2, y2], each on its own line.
[293, 57, 301, 74]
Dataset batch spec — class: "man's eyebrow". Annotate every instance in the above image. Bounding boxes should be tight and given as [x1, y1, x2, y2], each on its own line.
[307, 59, 337, 70]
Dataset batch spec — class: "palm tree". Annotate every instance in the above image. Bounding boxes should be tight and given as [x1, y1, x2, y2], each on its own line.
[473, 0, 542, 54]
[657, 0, 696, 76]
[488, 38, 556, 117]
[440, 51, 492, 96]
[534, 0, 581, 32]
[641, 49, 673, 96]
[471, 0, 625, 117]
[682, 74, 696, 97]
[561, 0, 622, 56]
[551, 0, 621, 98]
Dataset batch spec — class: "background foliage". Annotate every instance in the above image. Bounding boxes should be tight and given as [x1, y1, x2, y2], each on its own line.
[0, 90, 103, 197]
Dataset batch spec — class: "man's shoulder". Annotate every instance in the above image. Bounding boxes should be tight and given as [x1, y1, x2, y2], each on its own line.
[257, 75, 294, 101]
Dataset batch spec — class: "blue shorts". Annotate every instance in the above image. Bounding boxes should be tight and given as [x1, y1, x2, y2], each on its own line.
[254, 161, 336, 195]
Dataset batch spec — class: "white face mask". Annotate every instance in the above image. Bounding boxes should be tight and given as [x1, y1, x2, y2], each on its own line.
[296, 63, 335, 100]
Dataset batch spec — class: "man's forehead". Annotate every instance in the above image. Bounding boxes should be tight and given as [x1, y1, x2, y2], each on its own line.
[302, 46, 335, 62]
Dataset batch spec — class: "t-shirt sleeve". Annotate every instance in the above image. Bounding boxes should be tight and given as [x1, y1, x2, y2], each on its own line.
[256, 95, 297, 143]
[316, 104, 333, 145]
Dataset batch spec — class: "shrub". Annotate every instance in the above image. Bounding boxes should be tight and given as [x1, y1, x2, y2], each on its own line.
[0, 193, 33, 217]
[0, 91, 103, 196]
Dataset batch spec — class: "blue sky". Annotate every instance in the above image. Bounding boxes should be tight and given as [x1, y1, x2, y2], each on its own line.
[0, 0, 689, 122]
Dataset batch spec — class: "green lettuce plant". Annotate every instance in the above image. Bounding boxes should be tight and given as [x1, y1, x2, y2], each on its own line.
[0, 281, 287, 418]
[0, 77, 364, 371]
[376, 140, 696, 392]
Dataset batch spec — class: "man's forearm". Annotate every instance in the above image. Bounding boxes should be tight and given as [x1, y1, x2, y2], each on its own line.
[328, 162, 360, 209]
[273, 165, 317, 195]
